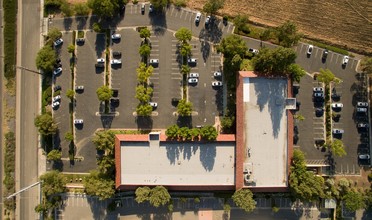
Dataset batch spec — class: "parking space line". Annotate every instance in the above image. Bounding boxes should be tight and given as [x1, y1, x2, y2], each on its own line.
[179, 10, 184, 19]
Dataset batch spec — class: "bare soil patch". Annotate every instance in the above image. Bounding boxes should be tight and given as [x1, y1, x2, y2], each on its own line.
[188, 0, 372, 55]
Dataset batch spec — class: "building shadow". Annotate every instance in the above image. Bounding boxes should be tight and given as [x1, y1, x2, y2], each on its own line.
[136, 116, 153, 130]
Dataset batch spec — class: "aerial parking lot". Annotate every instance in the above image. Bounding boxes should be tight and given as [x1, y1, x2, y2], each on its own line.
[49, 5, 233, 171]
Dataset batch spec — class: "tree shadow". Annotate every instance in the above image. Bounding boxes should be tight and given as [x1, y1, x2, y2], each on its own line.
[136, 116, 153, 130]
[200, 40, 210, 63]
[95, 33, 106, 59]
[149, 10, 167, 36]
[76, 16, 88, 30]
[100, 115, 114, 129]
[177, 116, 192, 128]
[214, 86, 224, 115]
[200, 145, 216, 171]
[54, 129, 61, 151]
[52, 159, 64, 171]
[86, 197, 109, 220]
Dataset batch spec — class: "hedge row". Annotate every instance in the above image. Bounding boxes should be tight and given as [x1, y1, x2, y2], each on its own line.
[3, 0, 17, 79]
[3, 132, 16, 210]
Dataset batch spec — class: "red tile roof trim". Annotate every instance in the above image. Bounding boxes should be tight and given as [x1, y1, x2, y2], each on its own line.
[115, 134, 235, 142]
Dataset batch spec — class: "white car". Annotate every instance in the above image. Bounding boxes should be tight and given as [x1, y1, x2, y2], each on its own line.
[357, 102, 368, 107]
[205, 16, 211, 25]
[111, 33, 121, 40]
[189, 73, 199, 78]
[149, 4, 154, 13]
[331, 103, 343, 108]
[52, 101, 60, 108]
[313, 87, 323, 92]
[149, 102, 157, 108]
[97, 58, 105, 63]
[214, 71, 222, 77]
[111, 59, 122, 65]
[342, 56, 349, 65]
[212, 81, 223, 87]
[332, 129, 344, 134]
[74, 119, 84, 124]
[52, 95, 61, 102]
[357, 107, 367, 113]
[188, 58, 197, 64]
[188, 78, 198, 84]
[149, 59, 159, 65]
[53, 67, 62, 75]
[359, 154, 370, 160]
[248, 48, 259, 55]
[195, 12, 201, 23]
[307, 45, 313, 55]
[75, 85, 84, 91]
[53, 38, 63, 47]
[358, 123, 369, 128]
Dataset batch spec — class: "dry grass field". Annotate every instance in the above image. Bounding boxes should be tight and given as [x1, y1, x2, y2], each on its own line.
[67, 0, 372, 54]
[188, 0, 372, 55]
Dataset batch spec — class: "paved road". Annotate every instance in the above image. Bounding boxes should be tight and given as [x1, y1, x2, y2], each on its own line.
[16, 0, 42, 219]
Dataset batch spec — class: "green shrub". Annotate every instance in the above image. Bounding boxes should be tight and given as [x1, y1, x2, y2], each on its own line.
[77, 30, 85, 38]
[3, 0, 17, 79]
[133, 0, 139, 4]
[43, 86, 53, 107]
[368, 173, 372, 182]
[92, 23, 103, 33]
[174, 0, 186, 7]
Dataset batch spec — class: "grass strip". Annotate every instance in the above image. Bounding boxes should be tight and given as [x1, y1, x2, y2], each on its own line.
[3, 0, 17, 79]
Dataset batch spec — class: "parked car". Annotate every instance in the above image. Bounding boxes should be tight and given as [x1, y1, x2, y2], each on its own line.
[113, 51, 122, 58]
[342, 56, 349, 65]
[189, 73, 199, 78]
[53, 38, 63, 47]
[358, 123, 369, 128]
[74, 119, 84, 124]
[214, 71, 222, 77]
[195, 12, 201, 23]
[322, 49, 328, 61]
[307, 45, 313, 55]
[149, 102, 157, 108]
[331, 103, 343, 108]
[76, 38, 85, 44]
[212, 81, 223, 87]
[52, 95, 61, 102]
[248, 48, 259, 55]
[188, 78, 198, 84]
[141, 3, 145, 14]
[359, 154, 370, 160]
[357, 107, 368, 113]
[188, 58, 197, 64]
[75, 85, 84, 91]
[111, 59, 122, 65]
[332, 129, 344, 134]
[56, 58, 61, 63]
[149, 59, 159, 66]
[97, 58, 105, 63]
[313, 92, 324, 98]
[53, 67, 62, 75]
[315, 108, 324, 117]
[149, 4, 154, 13]
[54, 62, 62, 68]
[205, 16, 211, 25]
[313, 87, 323, 92]
[54, 85, 61, 92]
[357, 102, 368, 107]
[112, 33, 121, 40]
[52, 101, 60, 108]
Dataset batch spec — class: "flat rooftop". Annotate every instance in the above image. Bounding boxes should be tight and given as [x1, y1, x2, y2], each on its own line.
[243, 77, 288, 187]
[119, 140, 235, 186]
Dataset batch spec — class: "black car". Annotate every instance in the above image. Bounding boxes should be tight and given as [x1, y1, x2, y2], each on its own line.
[322, 49, 328, 61]
[54, 85, 61, 92]
[56, 58, 61, 63]
[315, 108, 324, 117]
[54, 63, 62, 68]
[113, 51, 122, 58]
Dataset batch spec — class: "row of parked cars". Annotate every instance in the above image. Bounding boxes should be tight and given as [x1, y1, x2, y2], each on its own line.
[307, 44, 349, 66]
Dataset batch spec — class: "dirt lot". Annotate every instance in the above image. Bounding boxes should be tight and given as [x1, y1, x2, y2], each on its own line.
[188, 0, 372, 55]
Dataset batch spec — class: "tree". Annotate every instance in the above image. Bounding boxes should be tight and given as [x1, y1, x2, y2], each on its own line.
[36, 45, 57, 73]
[87, 0, 119, 18]
[343, 190, 365, 212]
[328, 139, 346, 157]
[233, 15, 250, 34]
[40, 171, 66, 196]
[189, 128, 200, 140]
[288, 63, 306, 82]
[232, 189, 256, 212]
[65, 131, 74, 141]
[92, 130, 116, 154]
[165, 125, 180, 139]
[317, 68, 341, 85]
[34, 112, 58, 135]
[179, 127, 189, 140]
[275, 20, 302, 47]
[179, 43, 192, 57]
[139, 28, 151, 40]
[97, 155, 115, 175]
[47, 150, 62, 161]
[137, 62, 154, 83]
[177, 99, 193, 116]
[135, 85, 153, 103]
[66, 89, 75, 100]
[84, 170, 115, 200]
[180, 65, 191, 75]
[203, 0, 225, 15]
[221, 115, 235, 131]
[136, 104, 153, 116]
[200, 125, 218, 141]
[67, 44, 75, 54]
[47, 28, 62, 42]
[289, 149, 325, 202]
[139, 44, 151, 58]
[96, 85, 113, 102]
[361, 57, 372, 75]
[135, 186, 151, 203]
[61, 2, 73, 17]
[150, 0, 169, 11]
[175, 27, 192, 44]
[149, 186, 171, 207]
[74, 3, 90, 16]
[218, 35, 247, 59]
[252, 46, 297, 75]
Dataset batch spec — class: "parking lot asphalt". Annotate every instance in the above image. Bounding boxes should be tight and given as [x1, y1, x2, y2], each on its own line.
[53, 32, 73, 159]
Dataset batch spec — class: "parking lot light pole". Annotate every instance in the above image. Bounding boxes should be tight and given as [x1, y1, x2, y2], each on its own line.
[15, 65, 42, 75]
